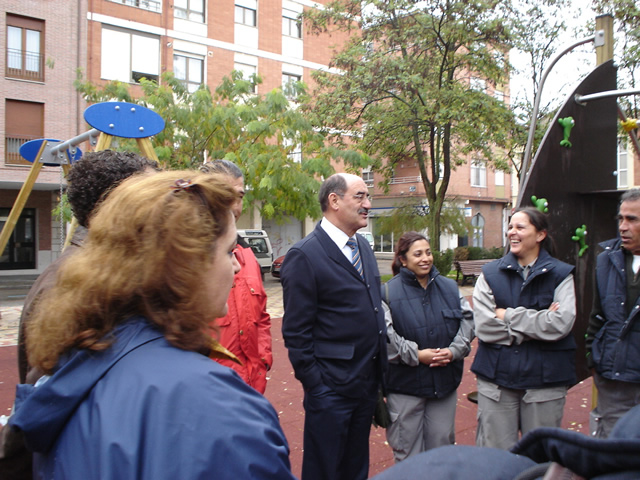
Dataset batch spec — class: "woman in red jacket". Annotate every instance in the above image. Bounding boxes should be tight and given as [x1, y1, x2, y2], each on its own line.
[201, 160, 272, 393]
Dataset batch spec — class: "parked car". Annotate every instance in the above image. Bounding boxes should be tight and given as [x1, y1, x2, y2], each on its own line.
[237, 229, 273, 276]
[271, 255, 285, 279]
[359, 231, 375, 250]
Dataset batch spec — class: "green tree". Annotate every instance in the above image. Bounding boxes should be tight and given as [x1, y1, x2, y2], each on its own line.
[503, 0, 575, 183]
[375, 201, 467, 241]
[592, 0, 640, 118]
[302, 0, 516, 250]
[74, 70, 338, 222]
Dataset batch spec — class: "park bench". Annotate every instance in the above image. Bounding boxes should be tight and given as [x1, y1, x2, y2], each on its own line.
[454, 259, 494, 286]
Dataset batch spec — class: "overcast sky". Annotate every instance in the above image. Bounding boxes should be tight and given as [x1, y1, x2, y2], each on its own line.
[509, 3, 597, 111]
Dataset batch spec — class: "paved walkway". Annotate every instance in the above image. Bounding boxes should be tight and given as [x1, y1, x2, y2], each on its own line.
[0, 306, 20, 347]
[0, 274, 593, 478]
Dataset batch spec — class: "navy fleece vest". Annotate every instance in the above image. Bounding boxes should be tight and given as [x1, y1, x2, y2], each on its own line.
[384, 268, 464, 398]
[471, 250, 577, 389]
[592, 239, 640, 382]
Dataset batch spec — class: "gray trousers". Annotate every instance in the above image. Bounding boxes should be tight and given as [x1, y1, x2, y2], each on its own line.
[475, 379, 567, 450]
[385, 390, 457, 463]
[592, 372, 640, 438]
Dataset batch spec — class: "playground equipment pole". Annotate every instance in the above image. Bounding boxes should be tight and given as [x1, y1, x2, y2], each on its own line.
[0, 130, 99, 255]
[521, 15, 615, 192]
[520, 35, 598, 192]
[1, 101, 164, 257]
[575, 88, 640, 104]
[595, 15, 614, 67]
[0, 145, 47, 257]
[48, 129, 100, 161]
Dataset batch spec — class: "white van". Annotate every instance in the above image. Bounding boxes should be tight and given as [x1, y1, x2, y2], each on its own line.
[358, 231, 375, 250]
[237, 229, 273, 275]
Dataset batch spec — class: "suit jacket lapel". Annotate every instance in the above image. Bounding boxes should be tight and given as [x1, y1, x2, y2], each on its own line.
[314, 223, 364, 281]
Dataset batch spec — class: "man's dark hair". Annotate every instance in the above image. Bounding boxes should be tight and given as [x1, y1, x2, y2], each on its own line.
[620, 188, 640, 205]
[318, 174, 348, 212]
[66, 150, 159, 227]
[200, 159, 244, 180]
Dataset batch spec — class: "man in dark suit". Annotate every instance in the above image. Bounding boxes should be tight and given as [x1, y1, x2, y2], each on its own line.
[281, 173, 387, 480]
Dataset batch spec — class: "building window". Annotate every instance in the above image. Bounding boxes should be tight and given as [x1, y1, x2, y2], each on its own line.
[495, 169, 504, 186]
[107, 0, 161, 12]
[234, 61, 257, 93]
[235, 4, 256, 26]
[471, 160, 487, 187]
[101, 27, 159, 84]
[494, 90, 504, 102]
[363, 168, 374, 187]
[283, 9, 301, 38]
[470, 76, 486, 92]
[363, 41, 374, 59]
[617, 137, 628, 188]
[5, 100, 43, 166]
[287, 142, 302, 163]
[282, 72, 301, 99]
[174, 0, 204, 23]
[471, 212, 485, 247]
[174, 54, 203, 93]
[6, 14, 44, 82]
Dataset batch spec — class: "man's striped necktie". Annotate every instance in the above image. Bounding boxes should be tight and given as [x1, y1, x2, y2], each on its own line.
[347, 237, 364, 279]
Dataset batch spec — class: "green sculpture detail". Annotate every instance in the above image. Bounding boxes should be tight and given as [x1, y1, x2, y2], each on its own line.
[531, 196, 549, 213]
[558, 116, 575, 148]
[572, 224, 589, 257]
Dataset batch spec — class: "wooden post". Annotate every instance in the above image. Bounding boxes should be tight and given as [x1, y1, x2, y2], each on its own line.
[596, 14, 614, 66]
[136, 137, 160, 162]
[94, 133, 113, 152]
[0, 144, 46, 254]
[592, 13, 614, 414]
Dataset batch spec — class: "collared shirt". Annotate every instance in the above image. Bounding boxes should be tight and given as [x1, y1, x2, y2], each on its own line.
[320, 217, 354, 262]
[518, 258, 537, 280]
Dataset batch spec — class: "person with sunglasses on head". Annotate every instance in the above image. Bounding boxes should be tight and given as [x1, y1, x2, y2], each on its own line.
[8, 171, 294, 480]
[0, 150, 159, 480]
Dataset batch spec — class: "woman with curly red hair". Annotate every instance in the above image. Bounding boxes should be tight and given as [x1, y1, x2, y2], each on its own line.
[9, 170, 294, 479]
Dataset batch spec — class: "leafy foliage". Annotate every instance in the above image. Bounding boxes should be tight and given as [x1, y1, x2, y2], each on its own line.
[375, 200, 467, 240]
[301, 0, 517, 249]
[433, 249, 454, 277]
[592, 0, 640, 118]
[52, 193, 72, 224]
[503, 0, 575, 182]
[454, 245, 504, 260]
[74, 70, 340, 222]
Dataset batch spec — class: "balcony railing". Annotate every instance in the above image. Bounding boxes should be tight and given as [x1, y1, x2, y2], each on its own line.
[108, 0, 161, 12]
[390, 175, 422, 184]
[6, 49, 44, 82]
[5, 135, 40, 166]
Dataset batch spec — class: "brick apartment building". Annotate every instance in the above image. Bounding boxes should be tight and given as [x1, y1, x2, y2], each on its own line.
[1, 1, 87, 274]
[1, 0, 517, 275]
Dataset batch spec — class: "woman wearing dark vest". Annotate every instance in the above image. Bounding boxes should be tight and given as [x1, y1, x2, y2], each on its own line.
[383, 232, 474, 462]
[472, 207, 576, 449]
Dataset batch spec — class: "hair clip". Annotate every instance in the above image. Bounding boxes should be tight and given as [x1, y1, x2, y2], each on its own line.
[171, 178, 210, 210]
[171, 179, 194, 192]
